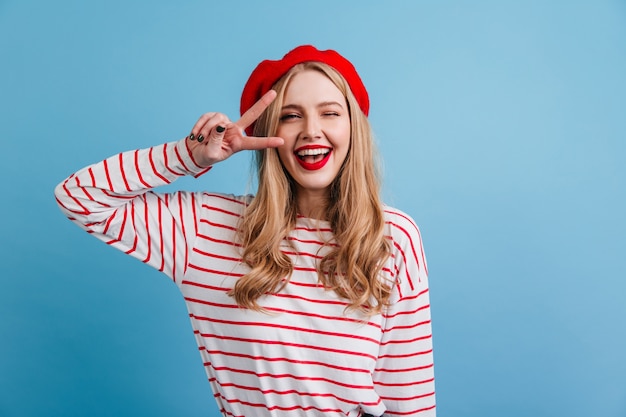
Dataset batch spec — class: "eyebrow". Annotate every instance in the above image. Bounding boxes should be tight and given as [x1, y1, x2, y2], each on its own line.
[281, 101, 345, 111]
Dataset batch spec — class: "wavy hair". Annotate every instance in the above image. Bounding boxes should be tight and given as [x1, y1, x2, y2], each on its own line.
[231, 62, 391, 315]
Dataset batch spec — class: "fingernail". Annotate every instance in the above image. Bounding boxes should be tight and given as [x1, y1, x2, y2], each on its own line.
[189, 133, 195, 141]
[216, 125, 225, 133]
[197, 134, 204, 143]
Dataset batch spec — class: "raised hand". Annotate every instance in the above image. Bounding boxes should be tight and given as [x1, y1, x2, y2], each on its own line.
[187, 90, 284, 167]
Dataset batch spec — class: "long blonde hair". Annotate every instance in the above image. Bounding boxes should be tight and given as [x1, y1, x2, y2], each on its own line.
[231, 62, 391, 314]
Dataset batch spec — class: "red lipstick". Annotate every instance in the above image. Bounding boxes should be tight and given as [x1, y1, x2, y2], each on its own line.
[294, 145, 332, 171]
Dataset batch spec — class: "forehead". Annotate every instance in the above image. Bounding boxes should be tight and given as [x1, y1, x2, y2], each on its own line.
[282, 69, 345, 104]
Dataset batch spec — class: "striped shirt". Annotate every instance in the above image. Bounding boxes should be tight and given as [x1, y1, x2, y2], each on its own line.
[54, 139, 436, 417]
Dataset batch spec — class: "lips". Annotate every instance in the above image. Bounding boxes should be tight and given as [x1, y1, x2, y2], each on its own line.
[294, 146, 332, 171]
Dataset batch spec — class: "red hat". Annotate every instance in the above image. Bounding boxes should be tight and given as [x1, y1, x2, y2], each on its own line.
[240, 45, 369, 135]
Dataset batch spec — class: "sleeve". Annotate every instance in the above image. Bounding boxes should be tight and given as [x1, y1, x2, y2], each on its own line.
[54, 139, 211, 283]
[374, 213, 436, 416]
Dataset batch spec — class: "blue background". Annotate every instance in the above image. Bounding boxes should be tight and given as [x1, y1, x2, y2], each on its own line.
[2, 1, 625, 416]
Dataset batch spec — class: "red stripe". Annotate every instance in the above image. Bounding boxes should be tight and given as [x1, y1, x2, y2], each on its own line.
[292, 266, 317, 274]
[381, 391, 435, 401]
[197, 233, 243, 248]
[283, 249, 324, 259]
[287, 236, 338, 246]
[374, 362, 434, 373]
[377, 349, 433, 360]
[373, 377, 434, 387]
[271, 291, 350, 307]
[209, 364, 375, 390]
[199, 332, 377, 361]
[183, 138, 207, 170]
[213, 392, 345, 414]
[202, 348, 372, 375]
[171, 195, 177, 282]
[383, 289, 429, 319]
[201, 203, 243, 218]
[387, 220, 424, 282]
[191, 193, 199, 238]
[192, 248, 242, 263]
[55, 197, 77, 216]
[390, 239, 414, 291]
[142, 196, 151, 263]
[182, 281, 230, 292]
[199, 316, 380, 345]
[383, 304, 431, 322]
[157, 198, 165, 272]
[293, 224, 333, 233]
[104, 205, 127, 242]
[199, 218, 238, 232]
[286, 280, 326, 289]
[214, 382, 370, 407]
[88, 166, 96, 186]
[382, 319, 431, 333]
[174, 144, 191, 172]
[184, 289, 381, 330]
[385, 208, 428, 276]
[103, 159, 114, 191]
[188, 264, 244, 277]
[101, 188, 136, 200]
[134, 150, 152, 188]
[385, 404, 436, 416]
[78, 182, 110, 209]
[117, 206, 128, 242]
[162, 143, 182, 176]
[124, 200, 139, 255]
[118, 153, 131, 192]
[202, 192, 247, 207]
[178, 192, 189, 276]
[379, 334, 432, 347]
[185, 297, 240, 310]
[61, 177, 90, 215]
[148, 147, 170, 183]
[102, 211, 114, 236]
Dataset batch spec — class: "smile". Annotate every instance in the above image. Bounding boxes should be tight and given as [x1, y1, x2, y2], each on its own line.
[294, 146, 332, 171]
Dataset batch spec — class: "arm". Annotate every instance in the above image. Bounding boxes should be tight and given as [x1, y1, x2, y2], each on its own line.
[374, 212, 436, 416]
[54, 139, 209, 281]
[54, 91, 284, 281]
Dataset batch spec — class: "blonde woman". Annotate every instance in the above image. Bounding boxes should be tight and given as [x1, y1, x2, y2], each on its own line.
[55, 45, 435, 417]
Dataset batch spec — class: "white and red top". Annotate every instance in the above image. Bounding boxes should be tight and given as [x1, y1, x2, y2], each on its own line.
[55, 139, 436, 417]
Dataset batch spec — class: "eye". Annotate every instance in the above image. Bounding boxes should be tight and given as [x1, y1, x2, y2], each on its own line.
[279, 113, 300, 122]
[323, 111, 340, 117]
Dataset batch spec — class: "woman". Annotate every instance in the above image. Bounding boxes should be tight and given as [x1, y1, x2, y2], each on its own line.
[55, 45, 435, 417]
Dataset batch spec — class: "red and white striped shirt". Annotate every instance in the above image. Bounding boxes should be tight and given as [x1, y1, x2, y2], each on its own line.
[54, 139, 436, 417]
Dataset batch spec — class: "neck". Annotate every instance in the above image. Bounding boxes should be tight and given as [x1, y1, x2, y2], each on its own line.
[295, 189, 330, 220]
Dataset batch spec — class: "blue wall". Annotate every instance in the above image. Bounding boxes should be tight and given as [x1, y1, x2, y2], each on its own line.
[1, 1, 625, 416]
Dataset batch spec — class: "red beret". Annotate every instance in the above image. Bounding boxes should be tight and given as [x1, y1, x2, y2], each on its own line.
[240, 45, 369, 135]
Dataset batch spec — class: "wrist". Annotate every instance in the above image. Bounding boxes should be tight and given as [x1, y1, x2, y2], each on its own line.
[178, 138, 213, 177]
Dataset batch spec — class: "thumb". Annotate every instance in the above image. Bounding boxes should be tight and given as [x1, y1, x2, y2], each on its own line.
[207, 125, 226, 144]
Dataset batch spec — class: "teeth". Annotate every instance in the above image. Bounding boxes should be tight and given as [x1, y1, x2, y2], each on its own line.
[297, 148, 330, 156]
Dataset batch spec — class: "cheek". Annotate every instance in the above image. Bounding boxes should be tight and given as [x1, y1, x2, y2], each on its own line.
[335, 119, 351, 144]
[276, 145, 292, 166]
[337, 125, 352, 152]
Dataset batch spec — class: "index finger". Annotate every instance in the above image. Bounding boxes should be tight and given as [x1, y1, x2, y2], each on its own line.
[235, 90, 277, 131]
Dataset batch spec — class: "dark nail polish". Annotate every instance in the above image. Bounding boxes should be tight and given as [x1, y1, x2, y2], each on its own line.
[216, 125, 225, 133]
[197, 134, 204, 143]
[189, 133, 195, 141]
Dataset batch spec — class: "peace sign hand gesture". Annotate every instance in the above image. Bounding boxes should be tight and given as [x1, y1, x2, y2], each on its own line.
[187, 90, 284, 168]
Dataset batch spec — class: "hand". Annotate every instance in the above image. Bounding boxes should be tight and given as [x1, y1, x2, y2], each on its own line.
[186, 90, 284, 167]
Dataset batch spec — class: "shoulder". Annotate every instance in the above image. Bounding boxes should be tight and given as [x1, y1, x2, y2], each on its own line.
[383, 205, 424, 245]
[192, 192, 254, 218]
[383, 205, 429, 293]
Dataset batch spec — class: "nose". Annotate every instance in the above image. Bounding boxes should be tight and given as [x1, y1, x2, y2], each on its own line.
[301, 116, 322, 141]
